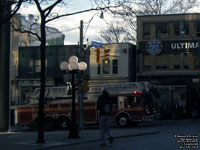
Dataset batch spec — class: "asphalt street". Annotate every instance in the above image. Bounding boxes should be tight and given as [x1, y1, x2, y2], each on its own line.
[0, 119, 199, 150]
[50, 119, 200, 150]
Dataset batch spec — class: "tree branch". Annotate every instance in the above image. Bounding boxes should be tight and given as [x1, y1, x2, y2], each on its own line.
[46, 4, 122, 23]
[12, 22, 42, 41]
[44, 0, 62, 17]
[0, 0, 24, 25]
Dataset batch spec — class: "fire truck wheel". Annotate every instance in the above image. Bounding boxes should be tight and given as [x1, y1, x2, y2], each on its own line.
[116, 114, 130, 127]
[58, 117, 70, 129]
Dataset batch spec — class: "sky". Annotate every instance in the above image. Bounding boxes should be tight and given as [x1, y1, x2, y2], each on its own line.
[18, 0, 112, 45]
[17, 0, 200, 45]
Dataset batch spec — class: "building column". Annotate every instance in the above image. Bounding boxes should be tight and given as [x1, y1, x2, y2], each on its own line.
[0, 1, 10, 131]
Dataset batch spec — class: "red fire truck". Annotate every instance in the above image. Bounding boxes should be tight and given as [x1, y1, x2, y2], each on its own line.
[17, 82, 159, 130]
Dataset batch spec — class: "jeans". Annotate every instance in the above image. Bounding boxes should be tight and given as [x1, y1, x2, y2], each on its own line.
[99, 115, 112, 144]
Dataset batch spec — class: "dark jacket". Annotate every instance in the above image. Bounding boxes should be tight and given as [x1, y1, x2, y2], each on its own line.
[97, 90, 112, 116]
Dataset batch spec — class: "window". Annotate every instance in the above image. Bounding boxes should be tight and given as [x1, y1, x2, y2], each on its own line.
[103, 59, 110, 74]
[144, 66, 151, 71]
[143, 24, 151, 35]
[156, 66, 162, 70]
[156, 65, 168, 70]
[112, 59, 118, 74]
[35, 59, 41, 73]
[183, 23, 189, 35]
[97, 64, 101, 74]
[196, 23, 200, 36]
[156, 23, 168, 34]
[28, 59, 34, 73]
[184, 65, 189, 69]
[174, 65, 180, 69]
[28, 59, 47, 73]
[174, 23, 180, 36]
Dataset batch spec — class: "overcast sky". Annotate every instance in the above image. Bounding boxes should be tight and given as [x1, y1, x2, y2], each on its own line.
[18, 0, 200, 45]
[18, 0, 112, 45]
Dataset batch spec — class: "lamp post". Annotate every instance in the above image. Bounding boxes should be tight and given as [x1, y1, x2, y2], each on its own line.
[60, 56, 87, 138]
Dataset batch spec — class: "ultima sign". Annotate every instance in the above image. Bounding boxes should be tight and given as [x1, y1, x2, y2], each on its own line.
[171, 42, 199, 50]
[139, 40, 200, 55]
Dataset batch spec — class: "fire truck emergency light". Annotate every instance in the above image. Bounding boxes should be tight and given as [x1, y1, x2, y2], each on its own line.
[133, 91, 143, 95]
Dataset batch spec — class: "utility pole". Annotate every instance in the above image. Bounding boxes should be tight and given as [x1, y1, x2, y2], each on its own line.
[78, 20, 84, 130]
[0, 0, 11, 131]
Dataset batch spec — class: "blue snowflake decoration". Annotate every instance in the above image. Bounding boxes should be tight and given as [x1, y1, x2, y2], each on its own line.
[146, 38, 163, 55]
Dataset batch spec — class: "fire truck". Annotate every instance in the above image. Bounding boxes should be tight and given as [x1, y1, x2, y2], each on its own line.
[17, 82, 159, 130]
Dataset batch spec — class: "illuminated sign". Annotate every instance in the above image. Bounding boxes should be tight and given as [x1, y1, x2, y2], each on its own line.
[171, 42, 199, 50]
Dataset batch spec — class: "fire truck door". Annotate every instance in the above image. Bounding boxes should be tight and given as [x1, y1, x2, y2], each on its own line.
[118, 96, 124, 110]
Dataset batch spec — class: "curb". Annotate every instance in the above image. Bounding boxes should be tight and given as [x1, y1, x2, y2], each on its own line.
[37, 131, 160, 150]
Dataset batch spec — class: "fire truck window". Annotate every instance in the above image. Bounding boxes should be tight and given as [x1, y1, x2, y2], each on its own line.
[129, 96, 139, 107]
[111, 97, 117, 106]
[144, 94, 152, 105]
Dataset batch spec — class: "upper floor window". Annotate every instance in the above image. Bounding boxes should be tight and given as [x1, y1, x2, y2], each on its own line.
[97, 64, 101, 74]
[112, 59, 118, 74]
[35, 59, 41, 73]
[183, 23, 189, 35]
[196, 23, 200, 37]
[143, 24, 151, 35]
[173, 23, 180, 36]
[28, 59, 47, 74]
[102, 59, 110, 74]
[156, 23, 168, 34]
[28, 59, 34, 73]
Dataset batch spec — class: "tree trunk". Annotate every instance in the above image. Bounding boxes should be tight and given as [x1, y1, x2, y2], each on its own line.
[37, 16, 46, 143]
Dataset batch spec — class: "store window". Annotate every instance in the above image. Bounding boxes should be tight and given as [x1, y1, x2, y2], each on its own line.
[156, 65, 168, 70]
[174, 65, 180, 70]
[144, 66, 151, 71]
[112, 59, 118, 74]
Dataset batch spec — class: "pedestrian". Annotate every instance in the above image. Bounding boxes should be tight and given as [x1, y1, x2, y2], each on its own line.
[97, 90, 114, 146]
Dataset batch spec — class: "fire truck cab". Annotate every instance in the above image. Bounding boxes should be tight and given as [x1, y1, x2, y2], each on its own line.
[88, 82, 160, 127]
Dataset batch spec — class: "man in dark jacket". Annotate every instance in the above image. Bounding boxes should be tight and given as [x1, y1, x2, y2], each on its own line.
[97, 90, 114, 146]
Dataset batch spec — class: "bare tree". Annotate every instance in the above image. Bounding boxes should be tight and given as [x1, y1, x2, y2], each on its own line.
[99, 0, 199, 43]
[10, 0, 126, 143]
[99, 22, 128, 43]
[134, 0, 199, 15]
[0, 0, 25, 25]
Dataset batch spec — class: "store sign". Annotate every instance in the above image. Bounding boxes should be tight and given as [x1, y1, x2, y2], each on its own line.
[140, 40, 200, 54]
[171, 42, 199, 50]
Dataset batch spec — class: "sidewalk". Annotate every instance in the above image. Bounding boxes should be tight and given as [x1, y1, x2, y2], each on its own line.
[0, 127, 159, 150]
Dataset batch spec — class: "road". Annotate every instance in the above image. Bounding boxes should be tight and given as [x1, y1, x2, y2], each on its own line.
[51, 119, 200, 150]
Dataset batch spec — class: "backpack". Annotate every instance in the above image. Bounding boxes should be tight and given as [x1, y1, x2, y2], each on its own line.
[104, 103, 111, 113]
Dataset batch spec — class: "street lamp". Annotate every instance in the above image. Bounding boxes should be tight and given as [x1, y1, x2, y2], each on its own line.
[60, 56, 87, 138]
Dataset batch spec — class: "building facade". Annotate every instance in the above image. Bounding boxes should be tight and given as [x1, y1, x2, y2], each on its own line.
[10, 14, 65, 125]
[89, 43, 136, 86]
[137, 13, 200, 118]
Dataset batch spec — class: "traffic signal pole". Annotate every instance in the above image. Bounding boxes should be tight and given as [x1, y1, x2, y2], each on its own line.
[78, 20, 84, 130]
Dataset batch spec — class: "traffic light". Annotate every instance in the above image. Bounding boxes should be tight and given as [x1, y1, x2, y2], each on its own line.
[95, 48, 101, 64]
[104, 46, 110, 64]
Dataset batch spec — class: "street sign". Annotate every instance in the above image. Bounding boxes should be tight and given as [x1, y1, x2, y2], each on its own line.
[91, 41, 103, 48]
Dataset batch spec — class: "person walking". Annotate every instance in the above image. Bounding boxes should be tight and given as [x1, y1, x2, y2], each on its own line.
[97, 90, 114, 146]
